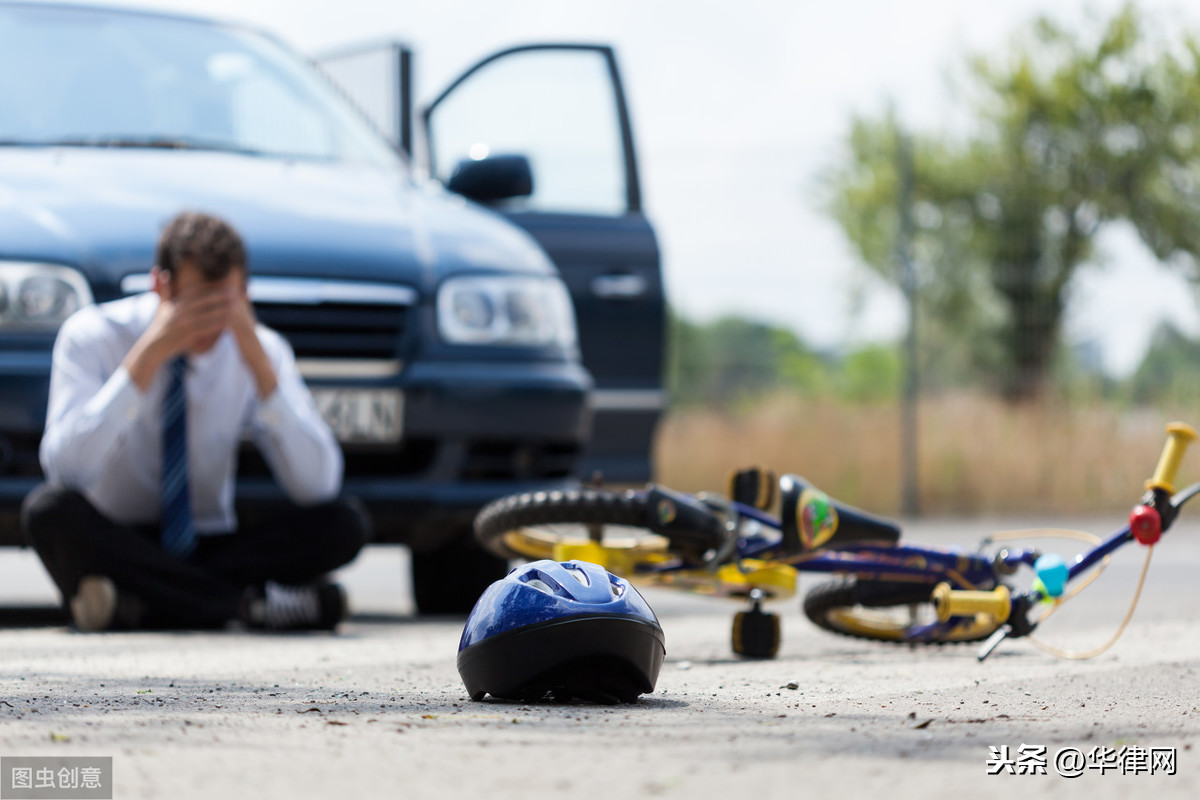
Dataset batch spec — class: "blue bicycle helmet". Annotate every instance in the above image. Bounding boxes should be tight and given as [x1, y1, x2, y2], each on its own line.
[457, 560, 666, 704]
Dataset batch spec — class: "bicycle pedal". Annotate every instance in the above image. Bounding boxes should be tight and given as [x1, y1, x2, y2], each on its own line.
[732, 606, 780, 659]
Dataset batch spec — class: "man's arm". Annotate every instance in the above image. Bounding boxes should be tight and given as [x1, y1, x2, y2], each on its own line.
[41, 285, 233, 489]
[228, 294, 278, 401]
[234, 299, 342, 504]
[124, 280, 232, 392]
[39, 313, 148, 489]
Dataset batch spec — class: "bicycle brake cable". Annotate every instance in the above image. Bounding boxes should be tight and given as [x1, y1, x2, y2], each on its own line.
[982, 528, 1134, 659]
[1024, 544, 1154, 660]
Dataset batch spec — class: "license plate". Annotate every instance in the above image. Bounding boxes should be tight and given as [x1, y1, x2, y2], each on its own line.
[311, 388, 403, 444]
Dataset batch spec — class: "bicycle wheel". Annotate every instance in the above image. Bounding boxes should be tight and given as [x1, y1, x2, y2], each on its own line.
[474, 488, 719, 564]
[802, 578, 1000, 644]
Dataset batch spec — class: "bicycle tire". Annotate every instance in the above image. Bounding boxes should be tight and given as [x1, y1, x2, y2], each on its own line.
[474, 488, 720, 563]
[802, 578, 1000, 645]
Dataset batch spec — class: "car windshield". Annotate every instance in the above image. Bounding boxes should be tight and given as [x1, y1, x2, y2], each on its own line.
[0, 4, 401, 166]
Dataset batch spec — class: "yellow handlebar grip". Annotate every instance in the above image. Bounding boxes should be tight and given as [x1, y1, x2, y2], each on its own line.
[931, 583, 1011, 624]
[1146, 422, 1199, 494]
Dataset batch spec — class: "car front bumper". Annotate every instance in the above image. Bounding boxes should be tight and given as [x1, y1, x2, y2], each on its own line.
[0, 353, 592, 550]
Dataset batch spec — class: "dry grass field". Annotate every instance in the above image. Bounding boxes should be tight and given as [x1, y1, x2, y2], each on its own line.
[654, 392, 1199, 515]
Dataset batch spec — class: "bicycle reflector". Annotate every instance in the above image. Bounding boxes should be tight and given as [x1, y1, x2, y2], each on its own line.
[1130, 504, 1162, 546]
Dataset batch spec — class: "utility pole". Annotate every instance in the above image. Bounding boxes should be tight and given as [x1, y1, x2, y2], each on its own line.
[896, 130, 920, 517]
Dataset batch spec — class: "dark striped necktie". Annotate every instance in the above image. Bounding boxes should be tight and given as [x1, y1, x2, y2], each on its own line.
[161, 356, 196, 557]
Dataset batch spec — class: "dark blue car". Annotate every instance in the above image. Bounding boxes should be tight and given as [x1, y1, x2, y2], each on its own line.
[0, 2, 664, 610]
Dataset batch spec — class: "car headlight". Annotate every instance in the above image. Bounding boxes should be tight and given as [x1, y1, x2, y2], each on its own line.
[437, 275, 577, 348]
[0, 263, 94, 330]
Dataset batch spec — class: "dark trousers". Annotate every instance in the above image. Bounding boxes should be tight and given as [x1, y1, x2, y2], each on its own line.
[21, 484, 370, 629]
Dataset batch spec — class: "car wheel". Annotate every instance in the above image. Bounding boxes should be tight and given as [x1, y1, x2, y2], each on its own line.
[411, 528, 510, 615]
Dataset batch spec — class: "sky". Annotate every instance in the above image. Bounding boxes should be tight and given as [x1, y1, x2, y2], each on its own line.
[43, 0, 1200, 375]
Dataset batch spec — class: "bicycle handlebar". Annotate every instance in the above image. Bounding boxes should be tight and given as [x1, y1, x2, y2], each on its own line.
[1147, 422, 1198, 494]
[932, 584, 1011, 623]
[935, 422, 1197, 642]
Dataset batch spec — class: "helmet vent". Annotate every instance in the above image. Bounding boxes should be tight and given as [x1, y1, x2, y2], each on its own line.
[511, 561, 628, 603]
[525, 578, 556, 595]
[519, 570, 575, 599]
[561, 564, 591, 587]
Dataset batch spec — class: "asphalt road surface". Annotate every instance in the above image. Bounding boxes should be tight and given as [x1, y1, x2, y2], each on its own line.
[2, 515, 1198, 799]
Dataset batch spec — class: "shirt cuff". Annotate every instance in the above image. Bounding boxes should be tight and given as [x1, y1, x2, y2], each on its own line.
[252, 382, 295, 432]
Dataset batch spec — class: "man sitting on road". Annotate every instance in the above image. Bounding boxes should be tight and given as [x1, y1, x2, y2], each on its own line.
[22, 211, 368, 632]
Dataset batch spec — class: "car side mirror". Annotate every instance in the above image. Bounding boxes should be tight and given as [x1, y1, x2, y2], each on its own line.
[447, 154, 534, 204]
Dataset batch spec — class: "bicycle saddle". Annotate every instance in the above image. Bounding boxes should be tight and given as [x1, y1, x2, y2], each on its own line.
[778, 474, 901, 554]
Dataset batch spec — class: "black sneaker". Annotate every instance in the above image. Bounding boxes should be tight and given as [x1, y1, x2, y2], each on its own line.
[249, 581, 348, 631]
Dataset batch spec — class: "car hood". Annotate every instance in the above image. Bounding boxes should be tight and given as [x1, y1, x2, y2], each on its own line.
[0, 147, 554, 298]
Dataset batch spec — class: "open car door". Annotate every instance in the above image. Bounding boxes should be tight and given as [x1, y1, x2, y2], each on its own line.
[423, 44, 665, 482]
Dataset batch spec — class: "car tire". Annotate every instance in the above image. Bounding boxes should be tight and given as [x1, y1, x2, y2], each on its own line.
[411, 528, 510, 615]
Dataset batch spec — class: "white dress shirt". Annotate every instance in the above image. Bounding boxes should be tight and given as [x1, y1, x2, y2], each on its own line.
[40, 292, 343, 534]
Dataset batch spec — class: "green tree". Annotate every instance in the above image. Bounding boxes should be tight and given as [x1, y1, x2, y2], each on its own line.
[666, 310, 831, 406]
[1129, 322, 1200, 405]
[838, 344, 903, 403]
[827, 3, 1200, 400]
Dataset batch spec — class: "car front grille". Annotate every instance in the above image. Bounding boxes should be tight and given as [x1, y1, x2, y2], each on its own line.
[252, 302, 409, 359]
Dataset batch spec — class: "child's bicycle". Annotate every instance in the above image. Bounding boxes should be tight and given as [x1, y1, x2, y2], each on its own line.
[474, 423, 1199, 661]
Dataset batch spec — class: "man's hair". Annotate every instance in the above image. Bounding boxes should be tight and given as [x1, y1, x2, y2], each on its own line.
[155, 212, 247, 281]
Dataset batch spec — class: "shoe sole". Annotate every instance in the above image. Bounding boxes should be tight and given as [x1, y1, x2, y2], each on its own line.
[71, 576, 117, 633]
